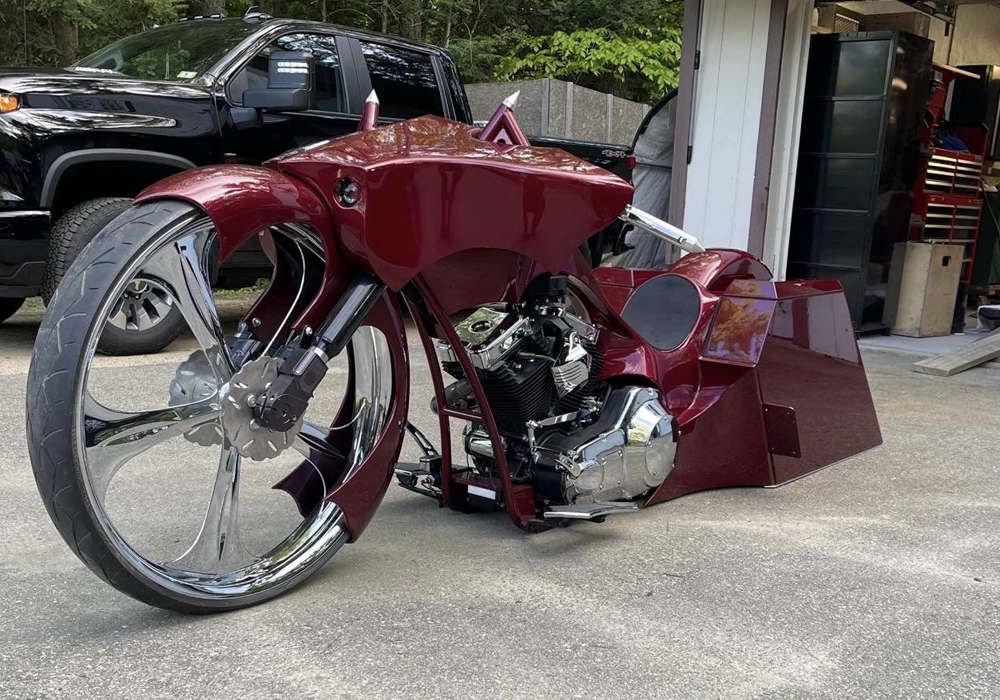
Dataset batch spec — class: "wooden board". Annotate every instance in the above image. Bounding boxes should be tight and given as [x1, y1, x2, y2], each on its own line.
[913, 328, 1000, 376]
[932, 62, 981, 80]
[970, 284, 1000, 297]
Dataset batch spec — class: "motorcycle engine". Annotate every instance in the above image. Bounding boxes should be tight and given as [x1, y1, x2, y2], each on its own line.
[434, 276, 678, 508]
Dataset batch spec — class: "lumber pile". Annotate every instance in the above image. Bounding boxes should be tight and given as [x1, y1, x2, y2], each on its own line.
[912, 328, 1000, 376]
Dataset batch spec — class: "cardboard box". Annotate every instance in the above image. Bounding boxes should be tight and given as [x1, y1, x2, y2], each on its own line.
[884, 241, 965, 337]
[863, 12, 931, 38]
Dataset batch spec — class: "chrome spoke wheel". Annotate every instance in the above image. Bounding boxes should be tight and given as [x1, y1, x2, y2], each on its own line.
[171, 446, 251, 574]
[64, 206, 394, 604]
[83, 390, 223, 507]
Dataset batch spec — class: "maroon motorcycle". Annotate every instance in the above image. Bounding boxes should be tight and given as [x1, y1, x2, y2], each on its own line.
[26, 85, 881, 613]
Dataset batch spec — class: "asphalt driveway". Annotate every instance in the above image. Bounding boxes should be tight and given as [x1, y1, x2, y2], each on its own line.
[1, 302, 998, 699]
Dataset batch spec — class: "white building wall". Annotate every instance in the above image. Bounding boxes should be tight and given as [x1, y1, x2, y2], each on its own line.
[680, 0, 1000, 277]
[683, 0, 772, 250]
[763, 0, 814, 279]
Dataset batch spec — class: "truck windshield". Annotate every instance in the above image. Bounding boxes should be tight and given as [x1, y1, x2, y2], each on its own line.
[72, 20, 260, 82]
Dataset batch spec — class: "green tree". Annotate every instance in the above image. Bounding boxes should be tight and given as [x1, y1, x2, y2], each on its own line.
[496, 27, 681, 101]
[0, 0, 684, 104]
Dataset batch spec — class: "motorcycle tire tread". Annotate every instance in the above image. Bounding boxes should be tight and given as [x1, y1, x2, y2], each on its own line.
[42, 197, 187, 356]
[26, 199, 250, 614]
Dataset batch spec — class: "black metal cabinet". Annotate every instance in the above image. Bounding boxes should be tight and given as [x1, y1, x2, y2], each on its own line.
[788, 31, 934, 331]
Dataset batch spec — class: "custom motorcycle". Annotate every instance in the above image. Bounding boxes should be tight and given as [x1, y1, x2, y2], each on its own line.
[26, 71, 881, 613]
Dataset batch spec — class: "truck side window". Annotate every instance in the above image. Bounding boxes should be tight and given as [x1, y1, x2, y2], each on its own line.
[232, 33, 347, 113]
[359, 42, 443, 119]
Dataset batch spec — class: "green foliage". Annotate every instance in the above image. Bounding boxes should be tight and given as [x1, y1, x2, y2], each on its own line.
[449, 29, 528, 85]
[0, 0, 184, 65]
[0, 0, 684, 104]
[497, 27, 681, 101]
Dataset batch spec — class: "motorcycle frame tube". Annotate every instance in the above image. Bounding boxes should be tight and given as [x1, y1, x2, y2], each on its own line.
[409, 275, 536, 530]
[402, 294, 458, 510]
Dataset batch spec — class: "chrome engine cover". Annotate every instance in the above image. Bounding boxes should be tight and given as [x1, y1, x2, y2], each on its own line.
[434, 309, 531, 371]
[539, 387, 677, 504]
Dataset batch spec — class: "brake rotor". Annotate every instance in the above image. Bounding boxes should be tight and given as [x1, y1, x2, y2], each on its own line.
[222, 356, 304, 461]
[169, 352, 223, 447]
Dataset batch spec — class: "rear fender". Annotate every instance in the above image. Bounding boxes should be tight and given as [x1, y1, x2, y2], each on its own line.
[134, 165, 348, 336]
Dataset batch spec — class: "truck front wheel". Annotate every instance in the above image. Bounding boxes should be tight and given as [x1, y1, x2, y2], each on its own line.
[42, 197, 185, 355]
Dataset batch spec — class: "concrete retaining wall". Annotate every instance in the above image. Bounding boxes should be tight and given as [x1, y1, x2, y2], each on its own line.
[465, 79, 649, 146]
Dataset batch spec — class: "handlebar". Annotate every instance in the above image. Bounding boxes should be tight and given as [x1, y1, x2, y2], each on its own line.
[618, 204, 706, 254]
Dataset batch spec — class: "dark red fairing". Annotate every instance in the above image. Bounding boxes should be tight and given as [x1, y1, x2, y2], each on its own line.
[136, 114, 881, 537]
[544, 251, 880, 508]
[269, 115, 634, 290]
[594, 270, 883, 504]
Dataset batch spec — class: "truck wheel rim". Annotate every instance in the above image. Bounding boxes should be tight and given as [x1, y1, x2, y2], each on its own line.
[106, 278, 175, 332]
[73, 214, 393, 600]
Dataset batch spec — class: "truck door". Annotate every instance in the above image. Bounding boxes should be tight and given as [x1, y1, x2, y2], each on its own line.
[355, 40, 454, 123]
[219, 32, 364, 164]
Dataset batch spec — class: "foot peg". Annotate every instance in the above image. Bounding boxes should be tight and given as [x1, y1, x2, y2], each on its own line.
[394, 464, 430, 479]
[543, 501, 640, 522]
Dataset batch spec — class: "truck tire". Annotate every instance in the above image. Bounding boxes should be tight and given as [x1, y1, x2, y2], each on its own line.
[42, 197, 184, 355]
[0, 297, 24, 324]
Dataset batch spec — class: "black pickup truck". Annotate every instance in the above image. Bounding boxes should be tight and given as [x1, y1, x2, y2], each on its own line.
[0, 13, 631, 353]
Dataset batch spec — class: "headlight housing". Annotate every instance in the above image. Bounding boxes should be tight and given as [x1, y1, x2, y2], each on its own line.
[0, 93, 20, 113]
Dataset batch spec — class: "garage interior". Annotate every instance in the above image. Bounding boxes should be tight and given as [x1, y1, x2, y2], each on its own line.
[806, 2, 1000, 334]
[658, 0, 1000, 370]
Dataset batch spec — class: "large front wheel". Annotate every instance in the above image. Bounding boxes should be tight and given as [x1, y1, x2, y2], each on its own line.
[26, 200, 397, 613]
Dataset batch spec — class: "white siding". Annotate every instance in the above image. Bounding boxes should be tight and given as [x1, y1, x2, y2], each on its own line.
[683, 0, 772, 250]
[763, 0, 814, 279]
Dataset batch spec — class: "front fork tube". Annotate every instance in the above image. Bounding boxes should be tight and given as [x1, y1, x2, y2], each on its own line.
[255, 273, 386, 433]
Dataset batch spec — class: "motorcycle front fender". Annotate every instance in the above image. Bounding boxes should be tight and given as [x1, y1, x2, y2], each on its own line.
[322, 292, 410, 539]
[136, 165, 410, 541]
[135, 164, 351, 336]
[135, 165, 335, 260]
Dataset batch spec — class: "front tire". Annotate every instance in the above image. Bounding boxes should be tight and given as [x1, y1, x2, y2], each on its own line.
[42, 197, 184, 355]
[27, 200, 394, 613]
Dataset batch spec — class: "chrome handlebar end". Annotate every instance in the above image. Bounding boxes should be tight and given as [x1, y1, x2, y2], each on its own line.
[618, 204, 706, 254]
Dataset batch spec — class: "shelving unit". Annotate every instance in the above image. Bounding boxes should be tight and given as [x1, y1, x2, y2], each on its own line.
[908, 64, 988, 284]
[788, 31, 935, 332]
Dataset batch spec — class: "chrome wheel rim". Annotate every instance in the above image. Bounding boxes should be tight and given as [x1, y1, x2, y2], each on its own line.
[74, 214, 393, 600]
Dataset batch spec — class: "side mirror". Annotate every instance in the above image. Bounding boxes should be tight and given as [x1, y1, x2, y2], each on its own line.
[243, 51, 314, 112]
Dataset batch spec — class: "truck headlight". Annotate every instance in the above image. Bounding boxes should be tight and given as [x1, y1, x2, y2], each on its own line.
[0, 94, 20, 112]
